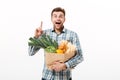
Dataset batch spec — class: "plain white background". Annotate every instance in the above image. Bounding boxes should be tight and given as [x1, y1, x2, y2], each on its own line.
[0, 0, 120, 80]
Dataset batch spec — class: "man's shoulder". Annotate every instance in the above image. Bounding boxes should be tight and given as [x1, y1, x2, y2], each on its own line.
[65, 28, 77, 34]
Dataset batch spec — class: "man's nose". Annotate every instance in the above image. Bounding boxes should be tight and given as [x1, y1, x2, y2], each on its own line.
[56, 17, 60, 20]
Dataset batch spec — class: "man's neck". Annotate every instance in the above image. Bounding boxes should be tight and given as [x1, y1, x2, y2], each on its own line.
[54, 26, 64, 34]
[55, 29, 61, 34]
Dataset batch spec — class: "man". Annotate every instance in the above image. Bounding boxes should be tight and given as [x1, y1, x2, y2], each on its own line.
[28, 7, 83, 80]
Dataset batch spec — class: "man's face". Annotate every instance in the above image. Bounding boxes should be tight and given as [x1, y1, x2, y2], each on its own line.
[51, 11, 65, 30]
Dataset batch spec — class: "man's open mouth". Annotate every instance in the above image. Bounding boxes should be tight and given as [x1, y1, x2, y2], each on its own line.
[55, 22, 61, 24]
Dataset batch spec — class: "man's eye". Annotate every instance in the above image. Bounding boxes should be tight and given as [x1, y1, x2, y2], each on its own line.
[59, 15, 64, 18]
[54, 16, 57, 18]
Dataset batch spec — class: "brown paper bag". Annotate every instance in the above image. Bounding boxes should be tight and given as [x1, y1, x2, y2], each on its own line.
[45, 42, 76, 70]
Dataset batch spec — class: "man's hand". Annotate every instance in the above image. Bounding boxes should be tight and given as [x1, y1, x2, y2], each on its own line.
[34, 21, 43, 38]
[51, 61, 67, 72]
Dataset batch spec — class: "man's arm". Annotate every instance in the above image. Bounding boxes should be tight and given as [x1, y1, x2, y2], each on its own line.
[65, 33, 84, 69]
[28, 44, 40, 56]
[51, 33, 83, 71]
[28, 37, 40, 56]
[28, 21, 43, 56]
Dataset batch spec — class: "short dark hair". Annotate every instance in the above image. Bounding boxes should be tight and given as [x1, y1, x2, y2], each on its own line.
[51, 7, 65, 16]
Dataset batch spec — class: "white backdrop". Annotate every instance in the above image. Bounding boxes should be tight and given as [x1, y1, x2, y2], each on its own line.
[0, 0, 120, 80]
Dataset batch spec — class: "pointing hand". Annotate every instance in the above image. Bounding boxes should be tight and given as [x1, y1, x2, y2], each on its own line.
[34, 21, 43, 38]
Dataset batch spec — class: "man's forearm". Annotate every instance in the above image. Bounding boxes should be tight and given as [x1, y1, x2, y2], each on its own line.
[65, 50, 83, 69]
[28, 46, 40, 56]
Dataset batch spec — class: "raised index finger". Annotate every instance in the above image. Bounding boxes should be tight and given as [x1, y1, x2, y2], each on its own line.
[39, 21, 43, 29]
